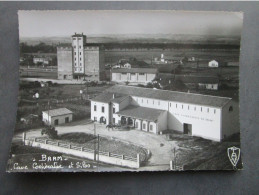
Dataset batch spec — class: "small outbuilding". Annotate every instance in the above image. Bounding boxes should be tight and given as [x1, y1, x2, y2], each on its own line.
[42, 108, 73, 126]
[111, 68, 157, 84]
[208, 60, 219, 68]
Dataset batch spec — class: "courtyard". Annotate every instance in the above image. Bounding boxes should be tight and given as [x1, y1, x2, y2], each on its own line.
[12, 119, 241, 171]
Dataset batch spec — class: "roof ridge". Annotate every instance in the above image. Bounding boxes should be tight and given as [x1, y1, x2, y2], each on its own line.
[113, 84, 231, 100]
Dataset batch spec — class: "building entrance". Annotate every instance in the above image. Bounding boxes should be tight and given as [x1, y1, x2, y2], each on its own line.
[54, 119, 59, 126]
[100, 116, 106, 124]
[183, 123, 192, 135]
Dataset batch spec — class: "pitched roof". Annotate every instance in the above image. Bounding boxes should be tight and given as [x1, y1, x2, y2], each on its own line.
[178, 76, 219, 84]
[157, 74, 219, 84]
[111, 68, 157, 74]
[116, 105, 166, 122]
[42, 108, 73, 117]
[91, 93, 129, 103]
[104, 85, 231, 108]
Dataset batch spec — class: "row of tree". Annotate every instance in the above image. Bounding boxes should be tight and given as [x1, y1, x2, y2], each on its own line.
[20, 42, 57, 54]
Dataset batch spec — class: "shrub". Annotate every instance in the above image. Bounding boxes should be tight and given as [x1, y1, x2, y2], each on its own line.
[41, 126, 58, 139]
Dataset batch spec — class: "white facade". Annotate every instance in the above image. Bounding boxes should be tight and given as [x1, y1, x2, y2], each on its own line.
[33, 57, 49, 65]
[122, 63, 131, 69]
[72, 35, 85, 74]
[198, 83, 219, 90]
[208, 60, 219, 68]
[90, 86, 239, 141]
[42, 112, 73, 126]
[111, 71, 156, 84]
[91, 102, 110, 124]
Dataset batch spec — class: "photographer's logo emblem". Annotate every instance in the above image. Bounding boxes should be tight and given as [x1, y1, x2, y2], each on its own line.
[227, 146, 240, 167]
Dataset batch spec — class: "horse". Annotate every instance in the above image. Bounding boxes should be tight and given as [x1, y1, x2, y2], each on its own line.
[106, 124, 114, 131]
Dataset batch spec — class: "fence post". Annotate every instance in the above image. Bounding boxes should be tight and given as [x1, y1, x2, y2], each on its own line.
[122, 155, 124, 160]
[22, 132, 26, 143]
[34, 138, 36, 142]
[45, 139, 47, 144]
[108, 152, 110, 157]
[137, 153, 140, 168]
[57, 141, 59, 146]
[81, 147, 83, 151]
[69, 144, 71, 149]
[170, 160, 173, 171]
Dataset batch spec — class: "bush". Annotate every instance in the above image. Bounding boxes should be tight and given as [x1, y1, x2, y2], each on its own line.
[46, 81, 53, 86]
[34, 81, 41, 88]
[146, 82, 153, 88]
[89, 81, 98, 87]
[137, 84, 145, 88]
[41, 126, 58, 139]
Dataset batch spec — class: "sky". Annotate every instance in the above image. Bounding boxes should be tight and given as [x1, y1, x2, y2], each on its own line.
[19, 10, 243, 38]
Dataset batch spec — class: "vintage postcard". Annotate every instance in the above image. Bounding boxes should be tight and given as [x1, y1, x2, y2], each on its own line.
[7, 10, 243, 172]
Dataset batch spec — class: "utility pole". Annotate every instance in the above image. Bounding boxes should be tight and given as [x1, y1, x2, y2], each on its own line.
[47, 85, 50, 126]
[174, 148, 177, 170]
[94, 123, 96, 161]
[97, 134, 100, 171]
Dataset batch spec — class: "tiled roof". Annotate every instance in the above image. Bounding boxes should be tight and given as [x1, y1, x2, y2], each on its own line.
[116, 105, 166, 122]
[92, 93, 129, 103]
[104, 85, 231, 108]
[111, 68, 157, 74]
[42, 108, 73, 117]
[111, 95, 130, 104]
[157, 74, 219, 84]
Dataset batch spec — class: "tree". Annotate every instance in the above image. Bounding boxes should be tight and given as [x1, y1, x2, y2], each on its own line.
[164, 80, 187, 91]
[146, 82, 153, 88]
[41, 126, 58, 139]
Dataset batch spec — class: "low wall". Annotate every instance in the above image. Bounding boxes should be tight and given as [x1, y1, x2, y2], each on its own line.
[24, 138, 140, 169]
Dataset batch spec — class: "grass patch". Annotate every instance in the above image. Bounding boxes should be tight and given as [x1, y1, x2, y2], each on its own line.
[166, 132, 242, 170]
[57, 132, 148, 162]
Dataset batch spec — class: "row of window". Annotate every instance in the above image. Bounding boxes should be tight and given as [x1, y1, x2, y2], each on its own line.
[171, 103, 217, 113]
[73, 45, 82, 49]
[135, 122, 153, 131]
[74, 57, 83, 61]
[136, 98, 160, 106]
[74, 52, 82, 55]
[121, 73, 145, 75]
[74, 63, 83, 67]
[74, 68, 83, 71]
[136, 98, 225, 114]
[94, 105, 105, 113]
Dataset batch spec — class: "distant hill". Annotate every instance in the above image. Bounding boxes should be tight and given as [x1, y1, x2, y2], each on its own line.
[20, 34, 241, 46]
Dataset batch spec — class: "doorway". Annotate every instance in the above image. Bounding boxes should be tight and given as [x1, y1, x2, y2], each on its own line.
[65, 117, 69, 123]
[100, 116, 106, 124]
[127, 118, 133, 126]
[54, 119, 59, 126]
[121, 116, 127, 125]
[183, 123, 192, 135]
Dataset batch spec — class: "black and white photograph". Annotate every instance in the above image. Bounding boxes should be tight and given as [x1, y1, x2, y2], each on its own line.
[7, 10, 243, 172]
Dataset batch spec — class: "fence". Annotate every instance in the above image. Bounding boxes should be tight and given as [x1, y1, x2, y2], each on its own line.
[97, 134, 151, 162]
[23, 134, 140, 169]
